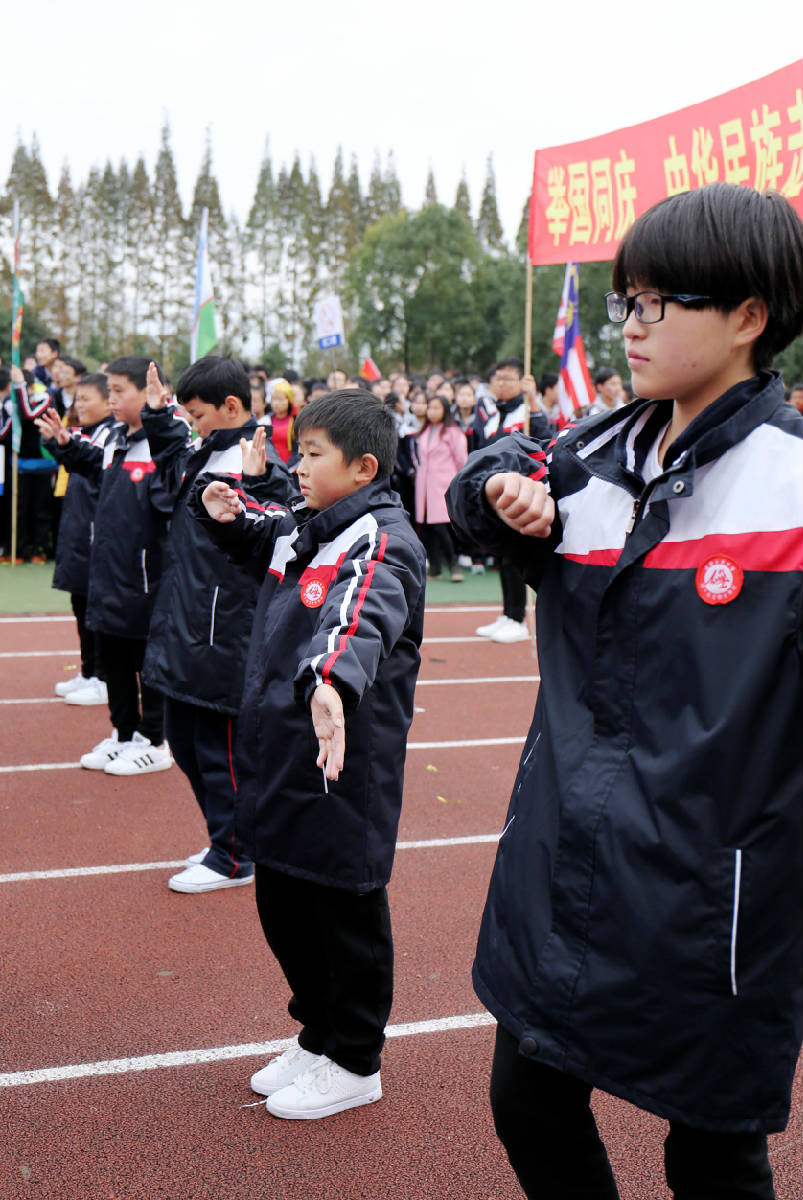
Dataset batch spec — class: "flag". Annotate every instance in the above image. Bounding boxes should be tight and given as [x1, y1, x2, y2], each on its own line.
[552, 266, 569, 356]
[10, 199, 23, 455]
[361, 356, 381, 382]
[190, 207, 218, 362]
[555, 264, 593, 425]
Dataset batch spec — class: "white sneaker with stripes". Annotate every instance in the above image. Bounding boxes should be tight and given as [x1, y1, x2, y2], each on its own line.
[104, 731, 173, 776]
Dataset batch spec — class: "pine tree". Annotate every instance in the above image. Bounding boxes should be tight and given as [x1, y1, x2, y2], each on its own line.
[347, 155, 365, 241]
[51, 165, 80, 343]
[424, 167, 438, 206]
[246, 140, 281, 359]
[325, 147, 361, 287]
[365, 152, 386, 228]
[454, 173, 472, 220]
[126, 157, 153, 350]
[477, 154, 505, 254]
[24, 136, 55, 317]
[384, 151, 402, 215]
[150, 120, 186, 366]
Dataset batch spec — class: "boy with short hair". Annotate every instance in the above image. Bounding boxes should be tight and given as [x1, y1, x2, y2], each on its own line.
[140, 355, 294, 892]
[447, 183, 803, 1199]
[46, 373, 115, 705]
[37, 355, 188, 774]
[197, 389, 426, 1119]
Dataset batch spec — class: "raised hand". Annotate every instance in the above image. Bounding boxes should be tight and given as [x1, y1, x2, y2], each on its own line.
[34, 406, 69, 445]
[201, 480, 241, 523]
[311, 683, 345, 782]
[484, 472, 555, 538]
[145, 361, 170, 410]
[240, 424, 267, 476]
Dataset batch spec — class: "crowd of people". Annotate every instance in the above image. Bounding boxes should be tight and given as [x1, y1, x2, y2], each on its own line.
[1, 179, 803, 1197]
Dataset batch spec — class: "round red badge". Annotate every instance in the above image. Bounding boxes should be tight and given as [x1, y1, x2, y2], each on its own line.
[695, 555, 743, 605]
[129, 466, 145, 482]
[300, 578, 327, 608]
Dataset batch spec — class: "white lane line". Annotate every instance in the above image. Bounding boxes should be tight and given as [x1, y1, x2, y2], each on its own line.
[422, 636, 485, 644]
[0, 736, 525, 775]
[0, 681, 539, 706]
[0, 1011, 495, 1089]
[409, 736, 525, 750]
[0, 616, 73, 624]
[0, 834, 501, 885]
[424, 606, 500, 614]
[0, 650, 75, 658]
[417, 675, 539, 687]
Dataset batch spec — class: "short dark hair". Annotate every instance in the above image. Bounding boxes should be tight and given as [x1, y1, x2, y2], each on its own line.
[491, 357, 524, 377]
[0, 366, 10, 391]
[283, 368, 300, 384]
[420, 394, 455, 431]
[295, 389, 397, 478]
[538, 371, 559, 391]
[176, 356, 251, 410]
[594, 367, 619, 387]
[612, 183, 803, 372]
[37, 337, 60, 354]
[105, 355, 165, 390]
[58, 354, 88, 378]
[77, 373, 110, 400]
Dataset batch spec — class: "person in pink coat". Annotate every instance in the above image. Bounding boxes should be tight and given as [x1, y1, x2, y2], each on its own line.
[414, 394, 468, 581]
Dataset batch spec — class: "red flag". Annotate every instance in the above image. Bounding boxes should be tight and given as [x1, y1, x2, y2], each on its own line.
[361, 357, 381, 382]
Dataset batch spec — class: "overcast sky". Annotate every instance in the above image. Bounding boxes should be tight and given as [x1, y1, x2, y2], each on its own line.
[7, 0, 802, 242]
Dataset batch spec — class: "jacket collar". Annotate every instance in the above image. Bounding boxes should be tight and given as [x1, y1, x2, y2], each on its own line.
[293, 480, 403, 551]
[199, 416, 257, 455]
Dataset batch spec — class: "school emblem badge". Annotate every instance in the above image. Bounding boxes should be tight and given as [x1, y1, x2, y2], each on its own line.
[695, 555, 743, 605]
[300, 577, 327, 608]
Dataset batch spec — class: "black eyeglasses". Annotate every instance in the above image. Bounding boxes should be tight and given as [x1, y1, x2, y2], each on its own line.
[605, 290, 713, 324]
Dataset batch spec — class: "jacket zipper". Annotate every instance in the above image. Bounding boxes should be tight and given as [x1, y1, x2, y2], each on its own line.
[730, 849, 742, 997]
[141, 549, 149, 595]
[209, 586, 220, 646]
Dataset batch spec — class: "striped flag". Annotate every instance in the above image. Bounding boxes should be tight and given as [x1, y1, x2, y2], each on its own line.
[190, 207, 218, 362]
[555, 264, 593, 425]
[10, 199, 23, 454]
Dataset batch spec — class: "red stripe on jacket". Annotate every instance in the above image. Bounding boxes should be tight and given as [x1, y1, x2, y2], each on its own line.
[321, 533, 388, 686]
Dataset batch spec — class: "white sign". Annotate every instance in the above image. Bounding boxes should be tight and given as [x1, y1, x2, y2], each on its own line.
[313, 296, 344, 350]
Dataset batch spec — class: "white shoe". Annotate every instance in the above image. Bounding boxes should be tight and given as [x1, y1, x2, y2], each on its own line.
[64, 678, 108, 706]
[55, 674, 91, 697]
[250, 1040, 324, 1096]
[185, 847, 210, 867]
[265, 1056, 382, 1120]
[103, 731, 173, 776]
[457, 555, 472, 568]
[168, 863, 254, 893]
[80, 729, 121, 770]
[475, 613, 504, 637]
[490, 617, 530, 644]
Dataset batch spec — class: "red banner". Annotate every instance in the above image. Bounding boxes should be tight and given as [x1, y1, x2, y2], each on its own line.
[529, 61, 802, 265]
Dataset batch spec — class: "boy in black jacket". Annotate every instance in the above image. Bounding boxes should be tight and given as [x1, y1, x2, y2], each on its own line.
[47, 373, 115, 705]
[197, 390, 426, 1120]
[36, 355, 188, 774]
[140, 356, 294, 893]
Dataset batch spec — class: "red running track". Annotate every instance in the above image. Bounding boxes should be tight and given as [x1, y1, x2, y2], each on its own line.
[0, 607, 799, 1199]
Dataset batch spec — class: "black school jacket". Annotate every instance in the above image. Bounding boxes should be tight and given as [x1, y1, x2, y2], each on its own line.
[142, 410, 295, 713]
[52, 419, 189, 638]
[47, 416, 116, 595]
[448, 371, 803, 1134]
[192, 479, 427, 891]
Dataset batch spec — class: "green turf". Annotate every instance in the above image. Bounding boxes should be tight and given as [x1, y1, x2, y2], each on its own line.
[0, 562, 72, 614]
[0, 560, 502, 615]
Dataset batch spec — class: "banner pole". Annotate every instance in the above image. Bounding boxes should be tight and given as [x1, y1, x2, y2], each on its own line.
[10, 451, 19, 566]
[524, 259, 533, 376]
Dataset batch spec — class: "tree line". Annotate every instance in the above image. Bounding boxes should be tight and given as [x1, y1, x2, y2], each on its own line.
[2, 125, 800, 385]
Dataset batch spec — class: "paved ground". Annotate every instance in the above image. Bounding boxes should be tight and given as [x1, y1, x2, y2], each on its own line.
[1, 606, 800, 1199]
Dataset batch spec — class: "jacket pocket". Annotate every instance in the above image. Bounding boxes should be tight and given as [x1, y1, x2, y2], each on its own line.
[728, 848, 743, 997]
[706, 846, 744, 997]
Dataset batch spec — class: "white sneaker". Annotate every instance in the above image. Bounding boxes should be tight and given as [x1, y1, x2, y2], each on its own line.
[103, 731, 173, 776]
[475, 613, 504, 637]
[457, 555, 472, 568]
[185, 847, 210, 867]
[64, 678, 108, 706]
[265, 1056, 382, 1120]
[55, 674, 91, 697]
[490, 617, 530, 644]
[80, 730, 121, 770]
[168, 863, 254, 893]
[250, 1041, 324, 1097]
